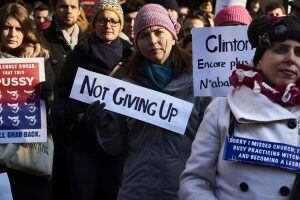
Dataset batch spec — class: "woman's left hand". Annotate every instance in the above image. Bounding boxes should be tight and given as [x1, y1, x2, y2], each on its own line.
[20, 43, 50, 60]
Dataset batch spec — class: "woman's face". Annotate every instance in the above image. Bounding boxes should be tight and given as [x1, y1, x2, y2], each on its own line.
[137, 26, 175, 65]
[257, 39, 300, 86]
[1, 16, 24, 50]
[94, 10, 121, 44]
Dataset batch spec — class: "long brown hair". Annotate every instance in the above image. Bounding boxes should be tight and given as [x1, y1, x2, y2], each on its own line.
[125, 44, 192, 78]
[0, 3, 42, 56]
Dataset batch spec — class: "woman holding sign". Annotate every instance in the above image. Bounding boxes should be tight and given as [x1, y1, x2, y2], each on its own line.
[54, 0, 132, 199]
[179, 16, 300, 200]
[0, 3, 54, 200]
[86, 3, 211, 200]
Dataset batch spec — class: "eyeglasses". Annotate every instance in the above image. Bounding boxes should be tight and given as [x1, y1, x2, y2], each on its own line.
[95, 19, 120, 27]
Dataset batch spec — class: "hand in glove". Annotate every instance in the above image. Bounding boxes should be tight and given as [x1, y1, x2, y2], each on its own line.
[85, 100, 111, 128]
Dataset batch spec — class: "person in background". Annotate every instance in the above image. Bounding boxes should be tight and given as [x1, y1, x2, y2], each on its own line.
[86, 3, 211, 199]
[77, 6, 89, 33]
[55, 0, 132, 199]
[265, 1, 286, 17]
[179, 15, 300, 200]
[121, 2, 141, 45]
[149, 0, 180, 21]
[248, 0, 261, 19]
[289, 0, 300, 17]
[33, 2, 51, 31]
[42, 0, 85, 199]
[214, 5, 252, 26]
[0, 3, 54, 200]
[182, 10, 211, 38]
[199, 0, 214, 19]
[0, 0, 26, 8]
[179, 5, 190, 22]
[182, 33, 192, 53]
[42, 0, 84, 81]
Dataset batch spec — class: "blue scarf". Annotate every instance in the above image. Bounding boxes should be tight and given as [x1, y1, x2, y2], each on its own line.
[143, 59, 174, 91]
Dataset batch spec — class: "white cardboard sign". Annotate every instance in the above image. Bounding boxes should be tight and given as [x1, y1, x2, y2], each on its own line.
[70, 68, 194, 135]
[0, 173, 13, 200]
[192, 26, 255, 96]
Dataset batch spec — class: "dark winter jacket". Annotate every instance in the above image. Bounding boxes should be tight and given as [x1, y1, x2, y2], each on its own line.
[41, 21, 86, 82]
[97, 69, 211, 200]
[54, 34, 132, 145]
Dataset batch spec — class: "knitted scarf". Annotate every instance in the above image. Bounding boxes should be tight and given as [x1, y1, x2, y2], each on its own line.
[89, 33, 123, 70]
[229, 64, 300, 107]
[143, 59, 173, 91]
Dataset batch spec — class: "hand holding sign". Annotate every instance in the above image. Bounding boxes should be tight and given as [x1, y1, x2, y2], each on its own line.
[70, 68, 194, 135]
[85, 100, 111, 128]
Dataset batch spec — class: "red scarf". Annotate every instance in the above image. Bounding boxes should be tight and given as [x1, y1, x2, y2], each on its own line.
[229, 64, 300, 107]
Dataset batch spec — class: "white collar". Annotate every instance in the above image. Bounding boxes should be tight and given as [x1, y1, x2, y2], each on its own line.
[227, 86, 300, 123]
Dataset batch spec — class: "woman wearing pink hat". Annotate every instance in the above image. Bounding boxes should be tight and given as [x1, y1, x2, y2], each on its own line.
[214, 5, 252, 26]
[86, 3, 211, 200]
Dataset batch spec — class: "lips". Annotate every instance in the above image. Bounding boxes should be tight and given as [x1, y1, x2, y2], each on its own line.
[7, 39, 16, 44]
[149, 48, 162, 54]
[279, 68, 297, 76]
[102, 31, 113, 35]
[64, 16, 74, 20]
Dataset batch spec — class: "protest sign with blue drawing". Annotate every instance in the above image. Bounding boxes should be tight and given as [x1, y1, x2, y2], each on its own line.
[0, 57, 47, 143]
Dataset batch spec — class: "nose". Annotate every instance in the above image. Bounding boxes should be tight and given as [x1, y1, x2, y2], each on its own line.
[66, 5, 72, 13]
[130, 19, 134, 27]
[149, 33, 158, 44]
[285, 50, 296, 65]
[9, 28, 16, 37]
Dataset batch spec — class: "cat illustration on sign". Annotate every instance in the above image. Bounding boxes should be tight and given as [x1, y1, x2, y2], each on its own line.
[24, 89, 36, 100]
[25, 115, 36, 126]
[7, 103, 21, 113]
[7, 90, 19, 100]
[8, 116, 20, 126]
[24, 102, 37, 113]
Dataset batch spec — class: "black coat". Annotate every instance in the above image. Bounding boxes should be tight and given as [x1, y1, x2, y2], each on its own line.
[54, 34, 132, 145]
[52, 33, 132, 200]
[41, 22, 86, 83]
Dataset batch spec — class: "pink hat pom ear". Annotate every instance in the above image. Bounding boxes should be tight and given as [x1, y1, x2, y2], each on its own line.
[168, 14, 181, 36]
[174, 22, 181, 35]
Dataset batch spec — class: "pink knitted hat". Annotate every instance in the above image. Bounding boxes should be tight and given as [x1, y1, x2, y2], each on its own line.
[134, 4, 181, 40]
[215, 5, 252, 26]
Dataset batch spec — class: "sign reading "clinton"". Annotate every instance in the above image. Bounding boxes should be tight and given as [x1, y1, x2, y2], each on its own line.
[70, 68, 194, 135]
[193, 26, 255, 96]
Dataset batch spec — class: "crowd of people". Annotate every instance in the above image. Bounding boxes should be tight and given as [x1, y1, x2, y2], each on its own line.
[1, 0, 300, 199]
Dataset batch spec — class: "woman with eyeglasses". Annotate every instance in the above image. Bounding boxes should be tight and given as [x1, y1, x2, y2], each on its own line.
[85, 3, 211, 200]
[55, 0, 132, 199]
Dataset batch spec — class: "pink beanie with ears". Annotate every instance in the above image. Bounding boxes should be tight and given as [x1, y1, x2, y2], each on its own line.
[134, 4, 181, 40]
[215, 5, 252, 26]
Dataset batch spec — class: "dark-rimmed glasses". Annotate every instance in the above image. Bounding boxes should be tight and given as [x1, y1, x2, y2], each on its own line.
[95, 19, 120, 27]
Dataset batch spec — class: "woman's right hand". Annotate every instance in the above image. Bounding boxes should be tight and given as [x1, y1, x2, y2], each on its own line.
[20, 43, 49, 59]
[85, 100, 111, 128]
